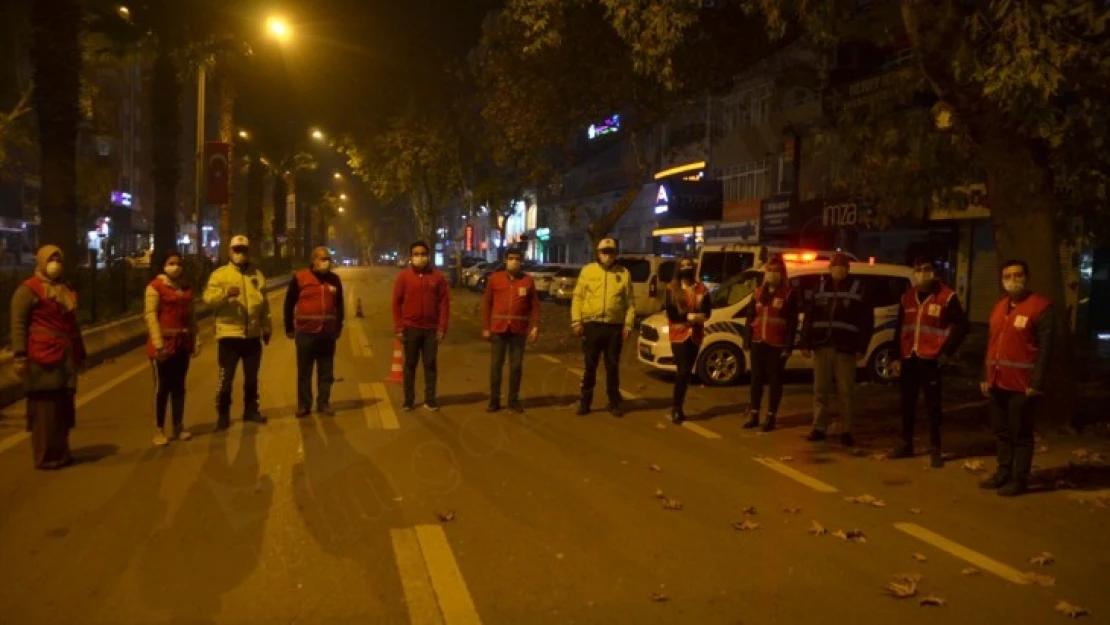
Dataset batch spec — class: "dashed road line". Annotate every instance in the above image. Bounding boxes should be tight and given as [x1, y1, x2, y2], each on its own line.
[414, 524, 483, 625]
[538, 354, 561, 364]
[894, 522, 1030, 585]
[391, 528, 446, 625]
[360, 383, 383, 430]
[752, 456, 839, 493]
[681, 422, 722, 439]
[371, 382, 400, 430]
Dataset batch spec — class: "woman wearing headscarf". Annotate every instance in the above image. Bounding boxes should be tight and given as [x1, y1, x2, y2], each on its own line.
[144, 251, 200, 445]
[664, 255, 711, 424]
[9, 245, 86, 469]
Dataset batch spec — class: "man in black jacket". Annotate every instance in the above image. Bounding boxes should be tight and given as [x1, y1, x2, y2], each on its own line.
[800, 253, 874, 446]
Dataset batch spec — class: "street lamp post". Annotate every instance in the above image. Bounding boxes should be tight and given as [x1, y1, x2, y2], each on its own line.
[193, 62, 206, 263]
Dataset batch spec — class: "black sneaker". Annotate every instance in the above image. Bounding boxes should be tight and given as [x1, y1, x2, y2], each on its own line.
[423, 402, 440, 413]
[978, 474, 1010, 489]
[671, 410, 686, 425]
[608, 404, 624, 418]
[742, 413, 760, 429]
[761, 417, 777, 433]
[296, 407, 311, 418]
[997, 481, 1027, 497]
[243, 412, 268, 424]
[889, 444, 914, 459]
[575, 401, 590, 416]
[212, 419, 230, 433]
[486, 403, 501, 413]
[402, 403, 415, 413]
[508, 402, 524, 414]
[805, 429, 827, 442]
[840, 433, 855, 447]
[929, 451, 944, 469]
[317, 404, 335, 416]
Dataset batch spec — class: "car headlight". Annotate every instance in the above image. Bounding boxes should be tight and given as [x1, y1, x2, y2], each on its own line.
[660, 326, 669, 334]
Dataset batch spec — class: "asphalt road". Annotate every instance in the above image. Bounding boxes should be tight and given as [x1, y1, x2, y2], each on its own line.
[1, 266, 1107, 625]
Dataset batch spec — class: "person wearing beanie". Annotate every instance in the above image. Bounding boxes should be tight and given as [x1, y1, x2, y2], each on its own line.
[285, 246, 345, 417]
[799, 252, 873, 446]
[144, 251, 201, 445]
[741, 255, 800, 432]
[9, 244, 86, 469]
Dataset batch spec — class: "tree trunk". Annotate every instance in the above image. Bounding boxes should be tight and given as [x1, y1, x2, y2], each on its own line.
[149, 47, 181, 263]
[272, 174, 286, 254]
[30, 0, 81, 264]
[217, 74, 235, 262]
[980, 119, 1076, 428]
[246, 160, 264, 256]
[587, 127, 646, 247]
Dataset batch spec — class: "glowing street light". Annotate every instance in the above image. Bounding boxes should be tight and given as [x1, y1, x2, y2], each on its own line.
[333, 172, 342, 180]
[311, 129, 325, 141]
[339, 193, 347, 200]
[267, 16, 290, 41]
[338, 207, 345, 214]
[117, 6, 131, 20]
[238, 129, 250, 140]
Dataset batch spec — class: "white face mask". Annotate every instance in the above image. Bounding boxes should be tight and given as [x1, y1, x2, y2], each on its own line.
[764, 271, 782, 286]
[314, 260, 331, 273]
[598, 252, 616, 267]
[506, 259, 522, 273]
[1003, 277, 1026, 297]
[165, 263, 183, 279]
[45, 260, 62, 279]
[411, 254, 429, 269]
[914, 271, 935, 288]
[830, 267, 849, 281]
[231, 252, 248, 265]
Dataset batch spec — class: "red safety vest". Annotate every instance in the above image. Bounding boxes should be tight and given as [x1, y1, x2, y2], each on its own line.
[23, 275, 85, 366]
[145, 278, 194, 358]
[294, 269, 339, 334]
[750, 285, 794, 348]
[668, 282, 709, 345]
[485, 271, 538, 335]
[899, 285, 955, 359]
[986, 293, 1051, 392]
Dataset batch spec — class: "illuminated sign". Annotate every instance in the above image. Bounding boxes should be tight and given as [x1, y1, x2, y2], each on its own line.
[110, 191, 132, 207]
[654, 185, 670, 215]
[536, 227, 551, 241]
[652, 180, 723, 221]
[464, 224, 474, 251]
[587, 114, 621, 140]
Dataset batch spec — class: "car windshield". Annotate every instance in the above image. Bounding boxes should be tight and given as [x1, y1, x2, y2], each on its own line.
[711, 269, 762, 308]
[555, 267, 580, 278]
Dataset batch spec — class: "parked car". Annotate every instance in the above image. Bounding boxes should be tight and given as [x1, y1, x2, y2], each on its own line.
[528, 264, 564, 298]
[637, 258, 912, 386]
[615, 254, 677, 317]
[124, 249, 153, 269]
[696, 244, 854, 292]
[463, 262, 490, 289]
[548, 266, 582, 301]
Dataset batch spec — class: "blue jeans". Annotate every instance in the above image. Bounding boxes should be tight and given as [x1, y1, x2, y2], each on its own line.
[296, 333, 336, 409]
[490, 332, 527, 405]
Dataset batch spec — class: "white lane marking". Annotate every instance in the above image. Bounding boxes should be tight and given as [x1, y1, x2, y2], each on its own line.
[391, 528, 446, 625]
[567, 367, 584, 376]
[894, 522, 1030, 585]
[414, 524, 483, 625]
[539, 354, 560, 364]
[359, 383, 382, 430]
[371, 382, 400, 430]
[752, 456, 839, 493]
[681, 422, 722, 439]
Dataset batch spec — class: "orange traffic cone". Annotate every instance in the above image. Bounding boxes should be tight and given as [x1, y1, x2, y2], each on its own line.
[385, 339, 404, 385]
[355, 298, 364, 318]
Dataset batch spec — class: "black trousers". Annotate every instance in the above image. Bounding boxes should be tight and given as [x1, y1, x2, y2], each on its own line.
[990, 387, 1038, 483]
[900, 356, 943, 449]
[216, 337, 263, 418]
[402, 327, 438, 406]
[581, 323, 623, 406]
[749, 341, 786, 417]
[296, 333, 337, 409]
[671, 339, 699, 412]
[490, 332, 527, 405]
[151, 350, 190, 429]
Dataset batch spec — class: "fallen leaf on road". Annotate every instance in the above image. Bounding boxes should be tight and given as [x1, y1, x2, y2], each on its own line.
[919, 595, 947, 607]
[1055, 601, 1089, 618]
[732, 518, 761, 531]
[908, 508, 922, 515]
[1055, 478, 1078, 490]
[844, 494, 887, 508]
[649, 463, 662, 472]
[912, 553, 928, 562]
[740, 506, 757, 515]
[650, 586, 669, 602]
[963, 460, 986, 473]
[654, 422, 667, 430]
[1029, 551, 1055, 566]
[809, 520, 827, 535]
[782, 506, 802, 514]
[869, 453, 888, 461]
[961, 567, 980, 576]
[654, 488, 666, 499]
[1021, 572, 1056, 587]
[846, 529, 867, 543]
[779, 455, 795, 462]
[884, 575, 919, 598]
[436, 511, 456, 523]
[832, 529, 849, 540]
[662, 498, 683, 510]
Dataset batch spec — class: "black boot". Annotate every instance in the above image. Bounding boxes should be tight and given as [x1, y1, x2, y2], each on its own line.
[576, 393, 592, 416]
[213, 410, 230, 432]
[889, 443, 915, 459]
[671, 409, 686, 425]
[997, 480, 1027, 497]
[761, 415, 776, 432]
[978, 473, 1011, 489]
[742, 410, 760, 429]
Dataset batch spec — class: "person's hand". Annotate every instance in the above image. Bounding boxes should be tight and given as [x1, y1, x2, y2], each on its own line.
[395, 331, 404, 342]
[436, 330, 445, 341]
[980, 381, 990, 397]
[155, 348, 169, 363]
[528, 327, 539, 344]
[191, 343, 202, 359]
[573, 324, 584, 337]
[622, 327, 632, 341]
[1025, 387, 1042, 398]
[226, 286, 241, 297]
[482, 330, 491, 341]
[12, 357, 27, 378]
[262, 332, 271, 346]
[801, 349, 813, 359]
[286, 330, 295, 340]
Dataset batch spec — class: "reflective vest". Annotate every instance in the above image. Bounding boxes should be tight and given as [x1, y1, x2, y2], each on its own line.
[986, 293, 1051, 392]
[294, 269, 339, 334]
[899, 285, 955, 359]
[750, 285, 794, 348]
[23, 276, 85, 366]
[145, 278, 194, 358]
[486, 271, 538, 335]
[810, 277, 864, 334]
[668, 282, 709, 345]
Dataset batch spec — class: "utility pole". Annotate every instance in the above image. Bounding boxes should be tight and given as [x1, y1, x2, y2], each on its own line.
[193, 62, 206, 283]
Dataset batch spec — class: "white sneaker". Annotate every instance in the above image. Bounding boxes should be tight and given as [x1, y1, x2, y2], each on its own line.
[174, 426, 192, 441]
[153, 430, 169, 446]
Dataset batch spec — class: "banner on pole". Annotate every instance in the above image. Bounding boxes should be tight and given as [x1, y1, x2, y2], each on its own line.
[204, 142, 230, 204]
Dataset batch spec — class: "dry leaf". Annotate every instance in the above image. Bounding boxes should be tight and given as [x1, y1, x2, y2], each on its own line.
[1029, 551, 1055, 566]
[884, 574, 919, 598]
[1054, 601, 1090, 618]
[654, 422, 667, 430]
[654, 488, 666, 499]
[961, 567, 981, 576]
[832, 529, 849, 540]
[1055, 478, 1078, 489]
[844, 494, 887, 508]
[919, 595, 947, 607]
[869, 453, 888, 461]
[908, 508, 922, 515]
[662, 498, 683, 510]
[782, 506, 802, 514]
[912, 552, 928, 562]
[895, 573, 922, 583]
[732, 518, 761, 531]
[846, 529, 867, 543]
[650, 590, 669, 603]
[740, 506, 757, 515]
[436, 510, 456, 523]
[649, 463, 662, 472]
[809, 520, 827, 535]
[962, 460, 986, 472]
[779, 455, 795, 462]
[1021, 571, 1056, 587]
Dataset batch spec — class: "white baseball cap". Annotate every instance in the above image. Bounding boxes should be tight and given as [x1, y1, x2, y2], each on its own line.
[229, 235, 250, 249]
[597, 238, 618, 252]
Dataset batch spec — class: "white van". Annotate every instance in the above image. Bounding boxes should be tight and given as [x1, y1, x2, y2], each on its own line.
[696, 244, 853, 292]
[636, 260, 912, 386]
[616, 254, 678, 318]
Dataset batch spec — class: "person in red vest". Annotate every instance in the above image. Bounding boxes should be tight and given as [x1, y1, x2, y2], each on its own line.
[742, 255, 800, 432]
[144, 251, 200, 445]
[284, 246, 345, 417]
[979, 259, 1055, 496]
[481, 247, 540, 413]
[890, 258, 969, 466]
[9, 244, 86, 469]
[664, 256, 711, 424]
[392, 240, 450, 412]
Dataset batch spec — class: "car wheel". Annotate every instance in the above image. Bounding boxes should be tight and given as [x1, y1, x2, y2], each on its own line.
[697, 343, 745, 387]
[868, 342, 899, 384]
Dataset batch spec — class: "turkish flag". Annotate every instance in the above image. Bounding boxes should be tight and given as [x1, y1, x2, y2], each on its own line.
[205, 142, 230, 205]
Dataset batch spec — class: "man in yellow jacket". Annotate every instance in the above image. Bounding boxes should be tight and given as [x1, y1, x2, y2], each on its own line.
[571, 237, 636, 417]
[203, 235, 273, 430]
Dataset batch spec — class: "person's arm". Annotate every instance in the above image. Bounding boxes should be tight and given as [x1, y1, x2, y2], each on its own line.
[334, 277, 345, 335]
[283, 278, 300, 336]
[437, 274, 450, 335]
[144, 283, 164, 351]
[259, 272, 273, 337]
[392, 273, 405, 334]
[528, 278, 541, 331]
[798, 296, 814, 351]
[622, 271, 636, 331]
[10, 285, 34, 357]
[570, 268, 587, 330]
[481, 274, 494, 333]
[1030, 304, 1055, 392]
[187, 297, 199, 343]
[892, 300, 905, 361]
[202, 268, 227, 305]
[783, 290, 800, 355]
[941, 295, 970, 356]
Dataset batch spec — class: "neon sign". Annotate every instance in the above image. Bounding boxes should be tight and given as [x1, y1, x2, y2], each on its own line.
[587, 114, 621, 140]
[654, 184, 670, 215]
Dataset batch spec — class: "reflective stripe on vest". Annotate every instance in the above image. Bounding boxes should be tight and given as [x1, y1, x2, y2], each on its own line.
[147, 278, 193, 358]
[812, 320, 859, 332]
[751, 285, 793, 348]
[900, 286, 954, 359]
[668, 283, 709, 345]
[985, 293, 1050, 392]
[294, 269, 338, 334]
